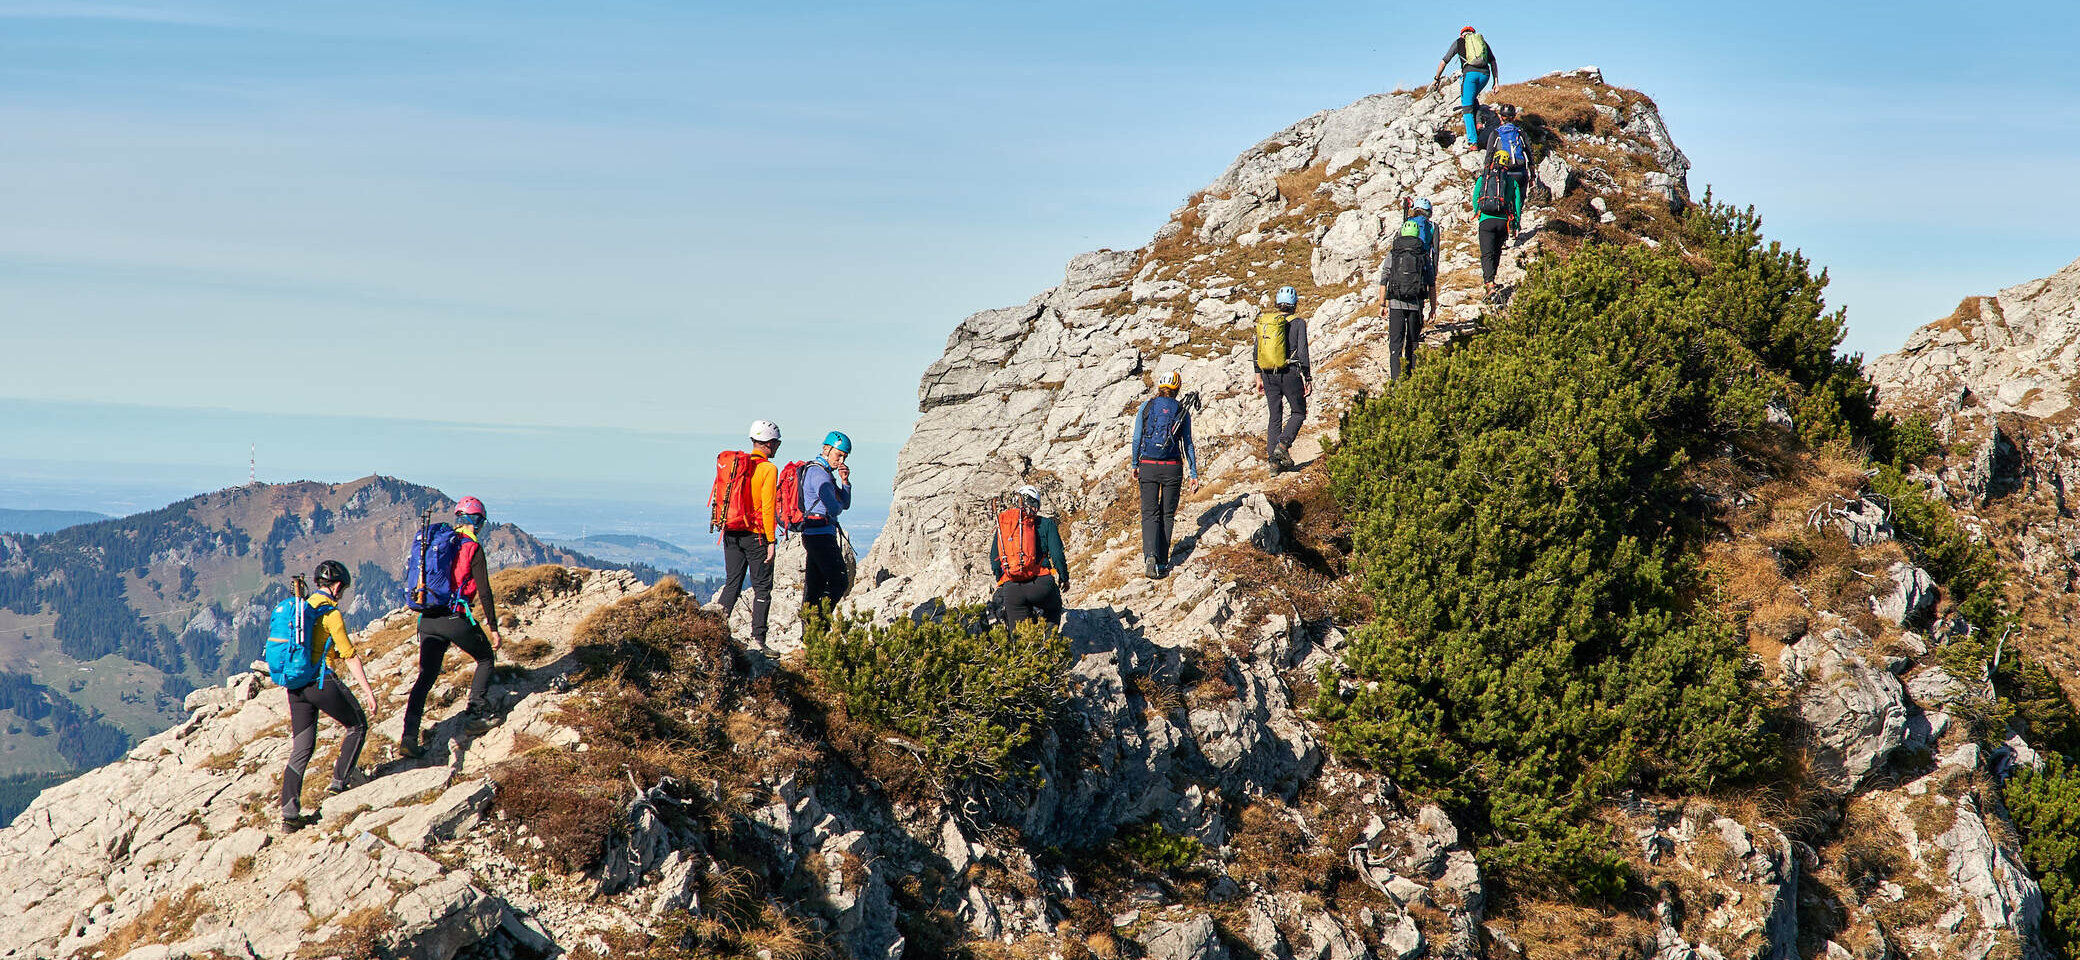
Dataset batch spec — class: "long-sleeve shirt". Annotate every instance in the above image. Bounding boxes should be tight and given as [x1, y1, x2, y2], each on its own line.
[1129, 398, 1200, 479]
[1442, 35, 1496, 75]
[454, 525, 500, 625]
[797, 456, 851, 536]
[1472, 172, 1525, 224]
[990, 514, 1070, 590]
[307, 593, 356, 672]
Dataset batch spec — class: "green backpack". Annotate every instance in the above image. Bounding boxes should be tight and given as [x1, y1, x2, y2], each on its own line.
[1255, 312, 1289, 371]
[1463, 32, 1489, 69]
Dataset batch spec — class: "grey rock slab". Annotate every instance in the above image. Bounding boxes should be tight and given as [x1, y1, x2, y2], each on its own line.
[1781, 632, 1909, 791]
[319, 764, 454, 823]
[387, 778, 494, 851]
[1870, 562, 1936, 626]
[1144, 914, 1231, 960]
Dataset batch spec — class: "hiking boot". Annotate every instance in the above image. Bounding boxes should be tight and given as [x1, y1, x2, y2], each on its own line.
[1154, 564, 1170, 580]
[463, 711, 502, 736]
[280, 810, 318, 832]
[397, 736, 427, 760]
[1144, 557, 1161, 580]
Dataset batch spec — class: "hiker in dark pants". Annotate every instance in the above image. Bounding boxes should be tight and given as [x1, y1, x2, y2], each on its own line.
[709, 420, 782, 644]
[400, 497, 504, 758]
[1254, 286, 1312, 472]
[280, 560, 379, 830]
[1131, 371, 1200, 579]
[1435, 26, 1498, 148]
[1377, 199, 1440, 380]
[990, 486, 1070, 628]
[1472, 150, 1525, 300]
[799, 430, 854, 612]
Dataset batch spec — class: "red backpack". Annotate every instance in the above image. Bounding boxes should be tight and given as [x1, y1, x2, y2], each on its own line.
[709, 451, 765, 534]
[996, 506, 1044, 583]
[775, 461, 811, 533]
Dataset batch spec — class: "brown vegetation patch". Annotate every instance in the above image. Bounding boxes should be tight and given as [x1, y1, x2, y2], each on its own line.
[296, 906, 395, 959]
[572, 578, 735, 702]
[1483, 895, 1659, 959]
[494, 564, 586, 607]
[79, 887, 210, 960]
[489, 749, 630, 873]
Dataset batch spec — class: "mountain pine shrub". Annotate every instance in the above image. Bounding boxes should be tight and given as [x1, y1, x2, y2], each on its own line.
[804, 606, 1072, 787]
[2008, 756, 2080, 952]
[1315, 203, 1876, 898]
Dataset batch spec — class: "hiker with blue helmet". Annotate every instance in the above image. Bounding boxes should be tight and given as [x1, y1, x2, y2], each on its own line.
[799, 430, 854, 610]
[1435, 26, 1498, 149]
[278, 560, 378, 830]
[1254, 286, 1312, 472]
[1376, 198, 1441, 380]
[1132, 371, 1199, 579]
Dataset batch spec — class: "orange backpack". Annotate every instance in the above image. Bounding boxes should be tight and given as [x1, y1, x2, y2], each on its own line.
[775, 461, 810, 533]
[710, 451, 765, 534]
[996, 506, 1044, 583]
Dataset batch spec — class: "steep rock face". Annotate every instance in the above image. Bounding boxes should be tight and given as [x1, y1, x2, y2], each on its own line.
[857, 68, 1689, 625]
[1868, 257, 2080, 421]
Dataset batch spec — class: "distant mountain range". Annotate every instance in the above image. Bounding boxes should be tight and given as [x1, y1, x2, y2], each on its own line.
[0, 475, 650, 787]
[0, 509, 111, 535]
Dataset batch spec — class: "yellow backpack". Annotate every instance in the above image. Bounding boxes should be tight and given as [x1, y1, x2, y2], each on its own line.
[1255, 312, 1289, 371]
[1463, 32, 1489, 69]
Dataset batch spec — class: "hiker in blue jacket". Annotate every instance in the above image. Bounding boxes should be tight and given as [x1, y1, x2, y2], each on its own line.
[1434, 26, 1498, 148]
[799, 431, 853, 611]
[1131, 371, 1199, 580]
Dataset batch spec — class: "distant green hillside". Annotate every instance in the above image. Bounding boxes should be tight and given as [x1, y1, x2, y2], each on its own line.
[0, 509, 110, 535]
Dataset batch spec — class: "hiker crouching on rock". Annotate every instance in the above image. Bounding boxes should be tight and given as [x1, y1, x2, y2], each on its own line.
[275, 560, 378, 830]
[706, 420, 782, 645]
[1132, 371, 1198, 580]
[1254, 286, 1312, 472]
[799, 430, 854, 612]
[400, 497, 504, 759]
[991, 485, 1070, 628]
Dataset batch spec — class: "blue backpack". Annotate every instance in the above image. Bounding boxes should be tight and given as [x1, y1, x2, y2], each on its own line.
[402, 521, 468, 614]
[265, 587, 335, 691]
[1136, 396, 1185, 462]
[1494, 123, 1528, 170]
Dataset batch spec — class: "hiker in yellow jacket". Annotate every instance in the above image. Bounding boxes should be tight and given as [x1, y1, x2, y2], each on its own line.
[279, 560, 379, 830]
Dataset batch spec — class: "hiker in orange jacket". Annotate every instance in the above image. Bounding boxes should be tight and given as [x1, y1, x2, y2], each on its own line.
[990, 486, 1070, 628]
[712, 420, 782, 644]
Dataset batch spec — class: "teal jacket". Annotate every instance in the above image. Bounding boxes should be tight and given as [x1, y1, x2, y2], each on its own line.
[1472, 171, 1525, 223]
[989, 514, 1070, 590]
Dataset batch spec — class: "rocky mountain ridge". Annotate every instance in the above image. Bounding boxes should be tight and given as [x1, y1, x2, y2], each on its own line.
[1, 69, 2076, 960]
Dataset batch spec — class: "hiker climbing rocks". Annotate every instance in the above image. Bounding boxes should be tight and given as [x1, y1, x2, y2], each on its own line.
[990, 485, 1069, 628]
[1472, 149, 1525, 301]
[1377, 198, 1440, 380]
[797, 430, 854, 611]
[708, 420, 782, 644]
[1488, 104, 1533, 199]
[1435, 26, 1498, 148]
[400, 497, 504, 759]
[1254, 286, 1312, 472]
[269, 560, 377, 830]
[1132, 371, 1199, 579]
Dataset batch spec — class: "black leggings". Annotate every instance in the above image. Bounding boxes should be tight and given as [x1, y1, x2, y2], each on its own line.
[402, 612, 494, 742]
[1138, 461, 1183, 565]
[802, 533, 850, 611]
[282, 680, 366, 815]
[995, 574, 1063, 629]
[1479, 217, 1510, 284]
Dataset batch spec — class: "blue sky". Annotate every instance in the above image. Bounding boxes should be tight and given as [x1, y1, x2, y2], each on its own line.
[3, 1, 2077, 526]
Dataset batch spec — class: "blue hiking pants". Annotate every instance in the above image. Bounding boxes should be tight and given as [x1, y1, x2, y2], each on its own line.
[1460, 70, 1489, 142]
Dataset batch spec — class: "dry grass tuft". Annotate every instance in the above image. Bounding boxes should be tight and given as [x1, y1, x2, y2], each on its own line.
[572, 577, 735, 702]
[489, 749, 630, 873]
[494, 564, 585, 608]
[80, 887, 210, 960]
[296, 906, 394, 959]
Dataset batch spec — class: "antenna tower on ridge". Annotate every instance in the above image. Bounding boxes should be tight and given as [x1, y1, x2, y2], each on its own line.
[249, 444, 256, 486]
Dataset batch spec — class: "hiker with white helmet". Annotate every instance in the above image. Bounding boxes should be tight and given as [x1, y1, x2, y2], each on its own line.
[709, 420, 782, 645]
[399, 497, 504, 759]
[797, 430, 854, 611]
[1435, 25, 1499, 149]
[990, 485, 1069, 628]
[1254, 286, 1313, 472]
[1377, 198, 1441, 380]
[1132, 371, 1199, 579]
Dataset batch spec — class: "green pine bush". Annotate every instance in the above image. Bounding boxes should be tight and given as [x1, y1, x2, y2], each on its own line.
[2009, 756, 2080, 952]
[804, 606, 1072, 787]
[1314, 202, 1872, 899]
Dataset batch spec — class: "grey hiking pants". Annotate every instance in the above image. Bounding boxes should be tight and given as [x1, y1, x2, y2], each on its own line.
[1137, 460, 1184, 566]
[719, 531, 773, 642]
[282, 680, 366, 816]
[1387, 306, 1423, 380]
[1262, 368, 1307, 459]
